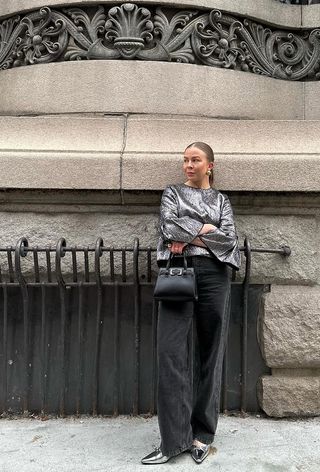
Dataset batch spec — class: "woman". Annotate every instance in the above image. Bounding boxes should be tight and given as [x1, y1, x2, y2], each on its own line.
[142, 142, 241, 465]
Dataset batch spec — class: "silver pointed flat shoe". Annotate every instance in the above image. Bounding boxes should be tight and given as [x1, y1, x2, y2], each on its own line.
[141, 447, 170, 465]
[190, 443, 210, 464]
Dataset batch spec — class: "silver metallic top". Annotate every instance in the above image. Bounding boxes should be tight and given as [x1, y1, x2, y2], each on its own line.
[157, 184, 241, 270]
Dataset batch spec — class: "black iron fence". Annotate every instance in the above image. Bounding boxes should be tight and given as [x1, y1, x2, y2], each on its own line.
[0, 237, 290, 417]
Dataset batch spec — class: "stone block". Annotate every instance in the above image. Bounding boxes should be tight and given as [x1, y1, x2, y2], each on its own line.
[259, 286, 320, 368]
[0, 61, 304, 120]
[123, 116, 320, 192]
[122, 152, 320, 192]
[0, 211, 160, 277]
[0, 115, 123, 189]
[304, 83, 320, 120]
[216, 154, 320, 191]
[123, 115, 320, 191]
[235, 215, 318, 285]
[122, 153, 183, 190]
[0, 152, 121, 189]
[0, 115, 124, 152]
[0, 0, 301, 28]
[0, 211, 159, 248]
[258, 374, 320, 417]
[302, 4, 320, 27]
[125, 116, 320, 154]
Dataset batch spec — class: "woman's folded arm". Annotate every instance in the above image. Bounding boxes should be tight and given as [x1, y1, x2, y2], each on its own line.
[159, 186, 203, 243]
[198, 195, 241, 268]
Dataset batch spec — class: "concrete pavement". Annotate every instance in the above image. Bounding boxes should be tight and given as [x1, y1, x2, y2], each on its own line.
[0, 414, 320, 472]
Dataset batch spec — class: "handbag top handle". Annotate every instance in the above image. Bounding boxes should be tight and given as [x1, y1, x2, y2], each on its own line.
[165, 253, 188, 272]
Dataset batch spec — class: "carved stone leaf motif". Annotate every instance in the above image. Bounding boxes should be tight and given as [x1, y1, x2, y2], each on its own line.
[0, 7, 69, 68]
[67, 6, 106, 43]
[63, 6, 116, 60]
[138, 8, 200, 61]
[19, 8, 68, 66]
[240, 20, 320, 79]
[105, 3, 154, 59]
[191, 10, 245, 69]
[0, 16, 21, 69]
[1, 3, 320, 80]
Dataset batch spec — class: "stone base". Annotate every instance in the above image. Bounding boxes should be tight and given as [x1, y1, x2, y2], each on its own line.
[259, 286, 320, 368]
[258, 284, 320, 417]
[258, 373, 320, 417]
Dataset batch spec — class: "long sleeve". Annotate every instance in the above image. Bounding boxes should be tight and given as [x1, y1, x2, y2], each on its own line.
[159, 186, 203, 243]
[199, 195, 241, 270]
[157, 184, 241, 270]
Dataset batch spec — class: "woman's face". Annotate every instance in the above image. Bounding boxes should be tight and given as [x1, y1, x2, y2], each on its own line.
[183, 146, 213, 184]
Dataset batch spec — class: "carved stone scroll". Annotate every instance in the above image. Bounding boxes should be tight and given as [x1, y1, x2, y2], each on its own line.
[1, 3, 320, 80]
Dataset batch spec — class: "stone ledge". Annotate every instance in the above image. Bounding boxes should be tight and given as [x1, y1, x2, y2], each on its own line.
[5, 114, 320, 153]
[259, 286, 320, 368]
[122, 152, 320, 191]
[124, 116, 320, 191]
[0, 115, 124, 190]
[258, 375, 320, 417]
[0, 61, 304, 119]
[125, 115, 320, 153]
[1, 189, 320, 211]
[0, 115, 124, 152]
[0, 0, 302, 28]
[0, 152, 121, 189]
[2, 115, 320, 191]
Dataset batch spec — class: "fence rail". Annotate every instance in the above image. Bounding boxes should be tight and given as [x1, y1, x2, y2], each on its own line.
[0, 237, 291, 417]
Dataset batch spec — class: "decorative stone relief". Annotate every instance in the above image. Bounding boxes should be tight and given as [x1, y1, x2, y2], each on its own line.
[1, 4, 320, 80]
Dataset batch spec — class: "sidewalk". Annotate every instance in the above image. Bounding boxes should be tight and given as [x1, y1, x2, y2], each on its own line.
[0, 414, 320, 472]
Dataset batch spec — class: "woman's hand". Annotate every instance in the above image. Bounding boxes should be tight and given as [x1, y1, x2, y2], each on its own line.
[168, 241, 187, 254]
[199, 224, 216, 235]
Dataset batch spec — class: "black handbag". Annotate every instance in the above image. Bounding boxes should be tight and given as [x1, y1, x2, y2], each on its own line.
[154, 254, 198, 302]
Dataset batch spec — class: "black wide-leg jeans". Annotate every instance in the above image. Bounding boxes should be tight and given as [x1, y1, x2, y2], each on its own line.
[157, 256, 231, 458]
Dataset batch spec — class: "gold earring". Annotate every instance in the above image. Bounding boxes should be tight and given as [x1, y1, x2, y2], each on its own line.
[206, 170, 211, 176]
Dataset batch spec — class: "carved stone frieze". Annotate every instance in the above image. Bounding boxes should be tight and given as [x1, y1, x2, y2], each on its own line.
[1, 3, 320, 80]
